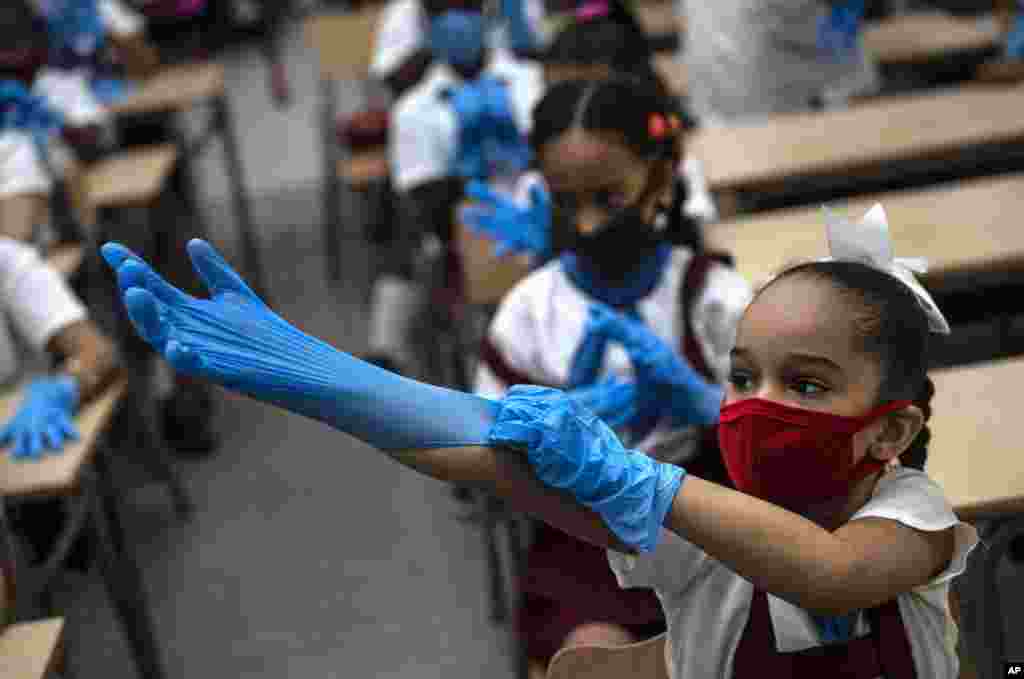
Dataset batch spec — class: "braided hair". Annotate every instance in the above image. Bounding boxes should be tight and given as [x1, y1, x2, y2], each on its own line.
[765, 260, 935, 470]
[530, 75, 701, 251]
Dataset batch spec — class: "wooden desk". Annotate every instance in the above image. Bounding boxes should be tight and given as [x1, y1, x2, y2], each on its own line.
[109, 62, 226, 117]
[0, 618, 64, 679]
[84, 145, 179, 210]
[706, 173, 1024, 292]
[975, 58, 1024, 84]
[929, 357, 1024, 521]
[0, 380, 127, 498]
[305, 8, 383, 80]
[692, 84, 1024, 195]
[864, 12, 999, 66]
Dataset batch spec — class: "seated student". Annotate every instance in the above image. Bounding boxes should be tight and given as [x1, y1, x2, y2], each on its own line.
[680, 0, 878, 124]
[469, 16, 717, 268]
[0, 236, 122, 573]
[102, 185, 976, 679]
[364, 0, 544, 375]
[466, 76, 749, 677]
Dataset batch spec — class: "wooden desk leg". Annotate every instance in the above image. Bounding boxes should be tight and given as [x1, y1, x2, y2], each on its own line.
[214, 93, 270, 303]
[321, 77, 344, 283]
[90, 452, 168, 679]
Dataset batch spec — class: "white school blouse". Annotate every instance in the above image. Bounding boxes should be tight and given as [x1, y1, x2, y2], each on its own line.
[607, 466, 979, 679]
[0, 237, 88, 386]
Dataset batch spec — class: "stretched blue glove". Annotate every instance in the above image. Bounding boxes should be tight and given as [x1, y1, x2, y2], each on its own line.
[448, 79, 490, 180]
[566, 376, 638, 431]
[449, 77, 531, 180]
[488, 385, 685, 552]
[101, 240, 499, 451]
[459, 180, 551, 260]
[587, 303, 723, 429]
[1006, 11, 1024, 60]
[0, 376, 80, 461]
[817, 0, 865, 63]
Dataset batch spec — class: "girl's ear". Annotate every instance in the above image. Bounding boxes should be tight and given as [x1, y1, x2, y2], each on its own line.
[866, 406, 925, 463]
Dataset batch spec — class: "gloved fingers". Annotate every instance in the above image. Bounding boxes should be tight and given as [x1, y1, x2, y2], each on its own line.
[43, 424, 63, 452]
[58, 416, 80, 443]
[123, 287, 171, 350]
[458, 205, 494, 233]
[465, 179, 504, 209]
[187, 239, 262, 303]
[527, 182, 551, 211]
[165, 338, 205, 374]
[114, 258, 189, 308]
[100, 241, 147, 274]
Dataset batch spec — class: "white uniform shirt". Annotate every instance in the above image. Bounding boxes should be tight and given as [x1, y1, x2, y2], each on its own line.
[0, 131, 55, 199]
[390, 49, 545, 192]
[32, 0, 146, 127]
[679, 0, 878, 124]
[607, 466, 979, 679]
[369, 0, 547, 80]
[475, 245, 751, 460]
[0, 237, 88, 386]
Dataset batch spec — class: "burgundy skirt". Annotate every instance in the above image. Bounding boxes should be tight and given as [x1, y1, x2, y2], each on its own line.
[517, 522, 665, 663]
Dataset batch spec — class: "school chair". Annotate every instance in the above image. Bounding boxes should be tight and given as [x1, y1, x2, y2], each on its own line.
[109, 61, 269, 302]
[0, 617, 65, 679]
[691, 83, 1024, 217]
[0, 378, 174, 679]
[547, 632, 669, 679]
[304, 6, 389, 283]
[80, 143, 195, 519]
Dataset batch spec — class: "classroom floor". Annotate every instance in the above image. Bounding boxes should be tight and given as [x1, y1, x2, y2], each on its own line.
[53, 9, 1024, 678]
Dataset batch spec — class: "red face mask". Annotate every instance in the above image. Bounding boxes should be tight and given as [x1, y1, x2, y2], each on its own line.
[717, 398, 912, 512]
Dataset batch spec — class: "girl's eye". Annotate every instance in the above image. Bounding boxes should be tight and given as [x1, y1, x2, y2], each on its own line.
[728, 371, 754, 392]
[791, 380, 828, 397]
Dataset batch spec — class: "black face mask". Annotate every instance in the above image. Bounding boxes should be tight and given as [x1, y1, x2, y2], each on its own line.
[565, 204, 668, 284]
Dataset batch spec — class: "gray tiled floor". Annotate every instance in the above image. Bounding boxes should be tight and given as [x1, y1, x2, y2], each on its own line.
[58, 9, 1024, 678]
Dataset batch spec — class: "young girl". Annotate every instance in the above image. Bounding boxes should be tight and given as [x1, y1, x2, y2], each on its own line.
[102, 189, 977, 678]
[464, 75, 749, 675]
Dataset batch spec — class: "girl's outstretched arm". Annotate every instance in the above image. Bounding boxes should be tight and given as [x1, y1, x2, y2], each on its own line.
[101, 240, 630, 553]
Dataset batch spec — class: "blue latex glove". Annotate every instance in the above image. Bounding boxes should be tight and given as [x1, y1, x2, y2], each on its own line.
[449, 77, 531, 180]
[45, 0, 106, 58]
[566, 376, 639, 431]
[101, 240, 499, 451]
[817, 0, 865, 62]
[0, 80, 65, 153]
[0, 376, 80, 461]
[500, 0, 537, 52]
[460, 179, 551, 260]
[587, 302, 723, 429]
[488, 385, 685, 552]
[1006, 11, 1024, 59]
[91, 77, 135, 106]
[429, 10, 486, 69]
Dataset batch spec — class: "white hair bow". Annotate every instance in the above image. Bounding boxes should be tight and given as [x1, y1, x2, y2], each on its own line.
[819, 204, 951, 334]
